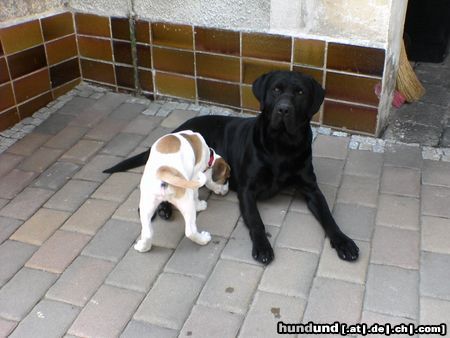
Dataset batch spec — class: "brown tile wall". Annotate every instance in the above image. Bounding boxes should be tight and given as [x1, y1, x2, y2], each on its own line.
[0, 11, 386, 135]
[0, 11, 80, 131]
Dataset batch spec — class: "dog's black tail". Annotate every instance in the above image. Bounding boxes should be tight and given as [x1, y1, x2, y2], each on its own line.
[103, 149, 150, 173]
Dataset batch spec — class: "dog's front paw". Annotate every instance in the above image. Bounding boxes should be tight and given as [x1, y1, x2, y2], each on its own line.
[134, 239, 152, 252]
[189, 231, 211, 245]
[330, 232, 359, 261]
[196, 200, 207, 212]
[251, 233, 274, 265]
[157, 202, 172, 220]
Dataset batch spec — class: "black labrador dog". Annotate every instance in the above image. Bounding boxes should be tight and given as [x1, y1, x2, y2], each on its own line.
[104, 70, 359, 264]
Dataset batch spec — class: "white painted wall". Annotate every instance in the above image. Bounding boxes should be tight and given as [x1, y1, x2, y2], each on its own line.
[68, 0, 394, 47]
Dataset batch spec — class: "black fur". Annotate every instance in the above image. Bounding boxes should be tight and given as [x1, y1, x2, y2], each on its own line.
[104, 71, 359, 264]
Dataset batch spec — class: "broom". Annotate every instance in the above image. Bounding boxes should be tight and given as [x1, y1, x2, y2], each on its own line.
[395, 40, 425, 102]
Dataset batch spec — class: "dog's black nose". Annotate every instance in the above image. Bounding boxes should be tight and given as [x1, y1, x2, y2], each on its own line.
[277, 104, 291, 115]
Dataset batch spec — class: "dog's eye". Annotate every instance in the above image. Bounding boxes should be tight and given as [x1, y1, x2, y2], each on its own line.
[297, 89, 304, 95]
[273, 87, 281, 93]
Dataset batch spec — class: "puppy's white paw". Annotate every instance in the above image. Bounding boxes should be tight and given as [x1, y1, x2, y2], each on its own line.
[196, 200, 207, 211]
[134, 239, 152, 252]
[197, 231, 211, 245]
[189, 231, 211, 245]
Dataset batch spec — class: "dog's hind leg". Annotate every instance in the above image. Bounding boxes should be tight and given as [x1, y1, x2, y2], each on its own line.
[174, 190, 211, 245]
[194, 188, 207, 212]
[134, 194, 159, 252]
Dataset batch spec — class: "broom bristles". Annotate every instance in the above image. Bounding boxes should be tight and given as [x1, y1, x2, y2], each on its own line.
[396, 41, 425, 102]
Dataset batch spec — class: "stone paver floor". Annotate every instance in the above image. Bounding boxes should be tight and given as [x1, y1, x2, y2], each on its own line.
[1, 85, 450, 337]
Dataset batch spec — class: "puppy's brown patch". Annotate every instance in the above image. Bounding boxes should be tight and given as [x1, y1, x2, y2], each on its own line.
[156, 135, 181, 154]
[180, 133, 202, 165]
[212, 157, 231, 184]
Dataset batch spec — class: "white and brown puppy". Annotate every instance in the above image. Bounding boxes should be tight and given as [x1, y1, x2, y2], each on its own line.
[134, 130, 231, 252]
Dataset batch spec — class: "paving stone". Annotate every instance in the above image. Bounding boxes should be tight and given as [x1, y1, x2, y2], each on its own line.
[337, 175, 379, 208]
[109, 102, 147, 120]
[11, 209, 70, 245]
[0, 187, 53, 220]
[259, 247, 318, 298]
[140, 126, 172, 147]
[60, 139, 104, 164]
[9, 299, 80, 338]
[359, 311, 416, 338]
[123, 115, 162, 135]
[376, 194, 420, 230]
[384, 143, 423, 169]
[46, 255, 115, 307]
[0, 153, 23, 177]
[317, 240, 369, 284]
[33, 162, 80, 190]
[0, 240, 37, 287]
[26, 230, 91, 273]
[44, 126, 88, 150]
[0, 318, 17, 337]
[420, 297, 450, 326]
[421, 185, 450, 218]
[197, 259, 263, 315]
[0, 268, 58, 321]
[312, 157, 344, 187]
[180, 304, 243, 338]
[112, 188, 139, 223]
[69, 92, 127, 128]
[422, 216, 450, 255]
[333, 203, 376, 241]
[380, 166, 421, 198]
[365, 264, 419, 319]
[257, 204, 287, 227]
[55, 96, 96, 115]
[221, 221, 279, 265]
[239, 291, 305, 338]
[209, 189, 239, 203]
[44, 179, 99, 212]
[101, 132, 144, 158]
[6, 132, 50, 156]
[344, 149, 384, 178]
[276, 211, 325, 254]
[196, 199, 240, 238]
[62, 198, 119, 235]
[73, 154, 122, 182]
[34, 114, 74, 135]
[92, 172, 140, 202]
[420, 252, 450, 301]
[160, 109, 198, 128]
[18, 147, 63, 173]
[422, 160, 450, 188]
[303, 277, 364, 324]
[0, 217, 23, 244]
[106, 246, 172, 293]
[257, 193, 292, 211]
[0, 169, 37, 199]
[312, 134, 349, 160]
[420, 83, 450, 106]
[0, 198, 7, 209]
[68, 284, 143, 338]
[164, 236, 226, 279]
[82, 219, 140, 262]
[84, 117, 128, 141]
[290, 183, 337, 213]
[121, 321, 177, 338]
[134, 272, 204, 330]
[371, 226, 420, 269]
[152, 210, 185, 249]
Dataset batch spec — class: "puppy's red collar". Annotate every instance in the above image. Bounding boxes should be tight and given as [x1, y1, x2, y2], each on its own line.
[208, 148, 215, 167]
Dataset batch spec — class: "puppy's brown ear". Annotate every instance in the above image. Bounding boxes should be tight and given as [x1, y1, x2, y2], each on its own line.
[307, 76, 325, 119]
[252, 72, 273, 110]
[212, 158, 231, 184]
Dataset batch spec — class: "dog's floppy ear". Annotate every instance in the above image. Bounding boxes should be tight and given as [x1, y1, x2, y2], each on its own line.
[307, 76, 325, 118]
[252, 72, 272, 110]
